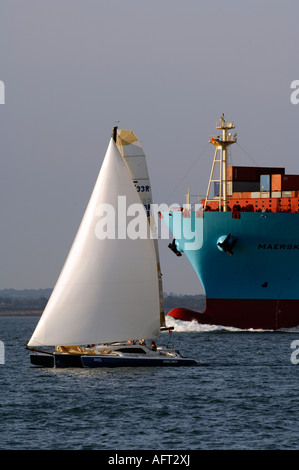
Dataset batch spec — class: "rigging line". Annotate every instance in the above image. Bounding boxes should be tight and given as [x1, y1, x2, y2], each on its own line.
[190, 197, 205, 208]
[165, 142, 210, 203]
[236, 142, 259, 166]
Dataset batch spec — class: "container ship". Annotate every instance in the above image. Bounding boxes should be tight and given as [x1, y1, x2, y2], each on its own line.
[163, 115, 299, 330]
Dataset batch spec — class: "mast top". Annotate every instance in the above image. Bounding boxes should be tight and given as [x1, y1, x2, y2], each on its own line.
[210, 114, 237, 146]
[216, 113, 235, 130]
[112, 126, 118, 142]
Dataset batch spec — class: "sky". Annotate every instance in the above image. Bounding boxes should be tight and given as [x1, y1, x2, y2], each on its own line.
[0, 0, 298, 294]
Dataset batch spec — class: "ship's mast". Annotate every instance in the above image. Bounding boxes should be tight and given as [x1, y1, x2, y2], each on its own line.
[204, 114, 237, 211]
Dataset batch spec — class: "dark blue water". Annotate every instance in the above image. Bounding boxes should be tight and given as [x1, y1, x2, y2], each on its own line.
[0, 315, 299, 450]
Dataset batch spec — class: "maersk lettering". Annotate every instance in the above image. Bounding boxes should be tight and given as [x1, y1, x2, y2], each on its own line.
[258, 244, 299, 250]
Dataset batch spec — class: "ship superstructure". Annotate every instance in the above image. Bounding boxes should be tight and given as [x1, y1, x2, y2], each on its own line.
[163, 115, 299, 329]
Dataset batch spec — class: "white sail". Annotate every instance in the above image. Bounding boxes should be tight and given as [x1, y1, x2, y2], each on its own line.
[116, 129, 152, 218]
[28, 139, 160, 347]
[116, 129, 165, 326]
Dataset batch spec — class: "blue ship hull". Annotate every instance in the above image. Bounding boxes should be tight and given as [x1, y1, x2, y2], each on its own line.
[163, 210, 299, 329]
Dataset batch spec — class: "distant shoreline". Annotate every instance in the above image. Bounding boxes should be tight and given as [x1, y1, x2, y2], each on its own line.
[0, 291, 206, 318]
[0, 310, 42, 317]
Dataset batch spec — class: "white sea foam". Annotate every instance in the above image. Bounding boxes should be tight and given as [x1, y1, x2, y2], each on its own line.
[164, 316, 230, 332]
[164, 315, 299, 333]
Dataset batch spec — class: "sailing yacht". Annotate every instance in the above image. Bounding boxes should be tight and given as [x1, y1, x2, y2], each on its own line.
[26, 128, 197, 368]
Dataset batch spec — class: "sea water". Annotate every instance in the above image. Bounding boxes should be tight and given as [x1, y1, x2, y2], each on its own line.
[0, 315, 299, 450]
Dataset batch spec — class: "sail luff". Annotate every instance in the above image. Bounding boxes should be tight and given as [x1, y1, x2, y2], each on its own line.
[28, 139, 160, 347]
[116, 129, 165, 327]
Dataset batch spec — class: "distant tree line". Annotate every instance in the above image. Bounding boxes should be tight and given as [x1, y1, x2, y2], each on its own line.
[0, 289, 51, 313]
[163, 293, 206, 312]
[0, 289, 206, 313]
[0, 296, 48, 312]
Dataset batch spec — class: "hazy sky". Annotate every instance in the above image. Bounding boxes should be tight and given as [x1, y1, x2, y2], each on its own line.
[0, 0, 298, 294]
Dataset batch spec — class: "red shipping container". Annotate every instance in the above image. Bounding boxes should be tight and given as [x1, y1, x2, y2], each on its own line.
[233, 166, 258, 181]
[227, 166, 233, 181]
[232, 192, 252, 198]
[256, 167, 285, 177]
[272, 174, 299, 191]
[227, 166, 284, 182]
[272, 174, 282, 191]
